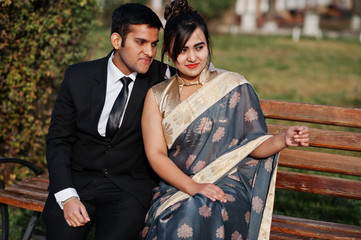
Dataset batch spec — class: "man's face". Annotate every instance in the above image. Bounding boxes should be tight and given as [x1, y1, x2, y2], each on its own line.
[112, 24, 159, 75]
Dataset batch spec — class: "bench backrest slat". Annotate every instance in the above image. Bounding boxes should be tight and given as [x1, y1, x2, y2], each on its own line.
[276, 170, 361, 200]
[268, 124, 361, 151]
[260, 99, 361, 128]
[279, 148, 361, 177]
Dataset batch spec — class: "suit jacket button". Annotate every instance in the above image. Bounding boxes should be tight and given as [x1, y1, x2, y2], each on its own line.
[106, 145, 111, 151]
[103, 169, 110, 175]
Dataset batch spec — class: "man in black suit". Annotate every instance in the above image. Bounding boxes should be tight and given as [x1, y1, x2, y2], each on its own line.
[43, 3, 173, 240]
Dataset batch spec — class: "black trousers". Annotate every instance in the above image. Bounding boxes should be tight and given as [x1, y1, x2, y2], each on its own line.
[43, 176, 147, 240]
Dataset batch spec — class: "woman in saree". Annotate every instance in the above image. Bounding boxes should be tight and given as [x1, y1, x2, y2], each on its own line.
[140, 1, 309, 239]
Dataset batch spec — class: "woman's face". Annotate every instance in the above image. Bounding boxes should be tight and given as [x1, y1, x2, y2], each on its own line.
[173, 27, 209, 82]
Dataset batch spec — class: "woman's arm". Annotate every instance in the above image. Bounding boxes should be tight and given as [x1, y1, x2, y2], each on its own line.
[250, 126, 309, 159]
[141, 89, 226, 202]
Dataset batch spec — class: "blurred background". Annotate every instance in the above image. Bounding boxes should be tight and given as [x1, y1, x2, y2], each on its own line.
[1, 0, 360, 239]
[91, 0, 361, 107]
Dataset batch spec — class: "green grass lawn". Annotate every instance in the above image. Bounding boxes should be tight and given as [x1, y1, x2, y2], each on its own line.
[212, 34, 361, 108]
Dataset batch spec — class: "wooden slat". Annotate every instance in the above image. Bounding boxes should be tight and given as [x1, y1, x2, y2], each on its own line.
[0, 174, 49, 212]
[271, 214, 361, 239]
[5, 185, 48, 200]
[270, 231, 320, 240]
[260, 99, 361, 128]
[17, 178, 49, 191]
[276, 170, 361, 200]
[36, 174, 50, 183]
[268, 124, 361, 151]
[272, 214, 361, 235]
[278, 148, 361, 177]
[0, 190, 45, 212]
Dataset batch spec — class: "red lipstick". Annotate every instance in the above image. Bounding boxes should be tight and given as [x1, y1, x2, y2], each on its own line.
[186, 63, 199, 69]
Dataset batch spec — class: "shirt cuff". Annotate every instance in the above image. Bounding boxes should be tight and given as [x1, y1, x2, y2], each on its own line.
[54, 188, 79, 210]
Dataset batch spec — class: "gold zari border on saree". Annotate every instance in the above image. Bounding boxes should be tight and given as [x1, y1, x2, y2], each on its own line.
[154, 134, 272, 218]
[162, 71, 249, 149]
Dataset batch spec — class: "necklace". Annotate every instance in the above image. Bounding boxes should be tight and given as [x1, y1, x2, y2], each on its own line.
[183, 80, 201, 86]
[178, 76, 201, 86]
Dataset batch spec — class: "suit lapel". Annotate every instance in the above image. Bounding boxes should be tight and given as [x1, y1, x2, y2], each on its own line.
[90, 54, 110, 136]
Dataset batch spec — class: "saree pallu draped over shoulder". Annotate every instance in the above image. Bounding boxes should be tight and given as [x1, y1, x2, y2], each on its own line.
[141, 67, 279, 240]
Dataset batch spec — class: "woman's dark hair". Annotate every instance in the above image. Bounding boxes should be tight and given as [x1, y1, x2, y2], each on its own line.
[111, 3, 162, 47]
[162, 0, 212, 63]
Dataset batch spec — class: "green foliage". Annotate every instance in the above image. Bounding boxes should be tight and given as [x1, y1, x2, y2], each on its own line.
[6, 207, 35, 239]
[189, 0, 236, 20]
[99, 0, 148, 26]
[0, 0, 98, 179]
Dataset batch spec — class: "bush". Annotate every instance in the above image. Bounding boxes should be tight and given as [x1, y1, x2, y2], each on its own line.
[0, 0, 98, 182]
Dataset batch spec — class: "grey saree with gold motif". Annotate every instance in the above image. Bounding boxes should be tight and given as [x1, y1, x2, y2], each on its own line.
[140, 65, 279, 240]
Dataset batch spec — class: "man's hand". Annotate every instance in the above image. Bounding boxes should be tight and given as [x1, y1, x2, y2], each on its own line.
[63, 198, 90, 227]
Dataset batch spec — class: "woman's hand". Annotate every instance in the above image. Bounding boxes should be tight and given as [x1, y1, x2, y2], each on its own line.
[285, 126, 309, 147]
[186, 182, 227, 203]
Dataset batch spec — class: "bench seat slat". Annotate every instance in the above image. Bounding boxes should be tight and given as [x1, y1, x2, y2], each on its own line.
[17, 178, 49, 191]
[270, 231, 325, 240]
[35, 174, 50, 183]
[276, 170, 361, 200]
[260, 99, 361, 128]
[0, 190, 45, 212]
[268, 124, 361, 151]
[279, 148, 361, 177]
[271, 214, 361, 239]
[271, 221, 361, 239]
[5, 185, 48, 200]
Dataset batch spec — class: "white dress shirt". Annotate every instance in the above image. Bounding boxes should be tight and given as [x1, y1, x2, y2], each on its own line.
[54, 52, 137, 209]
[97, 53, 136, 136]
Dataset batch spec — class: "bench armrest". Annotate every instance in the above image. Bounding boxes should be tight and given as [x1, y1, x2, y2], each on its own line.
[0, 158, 43, 190]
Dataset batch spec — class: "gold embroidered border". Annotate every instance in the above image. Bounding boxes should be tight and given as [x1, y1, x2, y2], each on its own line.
[162, 72, 248, 149]
[257, 163, 278, 240]
[154, 134, 272, 218]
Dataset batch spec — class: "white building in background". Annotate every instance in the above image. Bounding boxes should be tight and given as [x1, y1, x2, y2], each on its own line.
[148, 0, 357, 39]
[235, 0, 351, 12]
[234, 0, 353, 38]
[151, 0, 163, 13]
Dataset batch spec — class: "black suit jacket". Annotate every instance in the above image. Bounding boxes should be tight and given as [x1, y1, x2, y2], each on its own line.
[46, 51, 173, 207]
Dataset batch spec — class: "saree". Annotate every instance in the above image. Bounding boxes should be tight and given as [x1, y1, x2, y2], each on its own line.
[140, 65, 279, 240]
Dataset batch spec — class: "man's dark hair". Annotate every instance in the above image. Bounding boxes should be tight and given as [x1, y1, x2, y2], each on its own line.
[111, 3, 162, 47]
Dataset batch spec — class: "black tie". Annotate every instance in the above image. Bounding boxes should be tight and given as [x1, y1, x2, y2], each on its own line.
[106, 76, 132, 138]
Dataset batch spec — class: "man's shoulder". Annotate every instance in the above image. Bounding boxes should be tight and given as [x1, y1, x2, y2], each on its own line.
[147, 59, 164, 73]
[145, 59, 176, 82]
[66, 55, 109, 72]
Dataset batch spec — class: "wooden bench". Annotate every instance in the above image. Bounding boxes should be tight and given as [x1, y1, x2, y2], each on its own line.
[260, 99, 361, 239]
[1, 99, 360, 239]
[0, 158, 48, 240]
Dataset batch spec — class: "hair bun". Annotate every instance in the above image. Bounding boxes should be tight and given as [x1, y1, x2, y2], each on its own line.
[164, 0, 194, 20]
